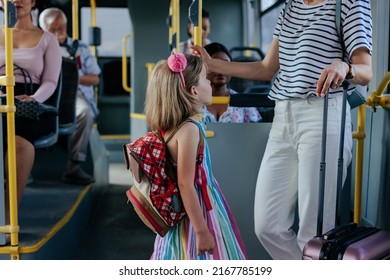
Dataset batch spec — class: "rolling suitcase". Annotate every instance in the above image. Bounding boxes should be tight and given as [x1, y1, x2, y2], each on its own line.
[302, 82, 390, 260]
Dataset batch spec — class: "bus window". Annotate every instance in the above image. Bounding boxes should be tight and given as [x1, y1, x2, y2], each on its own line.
[260, 0, 283, 51]
[80, 7, 133, 57]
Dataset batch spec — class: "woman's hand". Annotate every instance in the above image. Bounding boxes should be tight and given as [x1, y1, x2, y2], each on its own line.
[196, 228, 215, 256]
[191, 45, 212, 66]
[15, 95, 35, 101]
[316, 60, 348, 97]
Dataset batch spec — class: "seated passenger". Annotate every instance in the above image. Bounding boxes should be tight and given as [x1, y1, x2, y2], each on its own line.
[0, 0, 62, 230]
[39, 7, 101, 185]
[201, 42, 261, 124]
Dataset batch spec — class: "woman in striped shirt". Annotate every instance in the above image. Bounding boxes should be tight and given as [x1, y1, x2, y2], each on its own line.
[192, 0, 372, 259]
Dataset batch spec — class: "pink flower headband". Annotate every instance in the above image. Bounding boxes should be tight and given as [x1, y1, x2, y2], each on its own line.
[167, 52, 187, 89]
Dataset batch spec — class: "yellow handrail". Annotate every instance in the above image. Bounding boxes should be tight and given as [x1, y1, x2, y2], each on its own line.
[90, 0, 96, 26]
[352, 72, 390, 223]
[89, 0, 97, 56]
[168, 1, 173, 50]
[192, 0, 202, 47]
[352, 104, 366, 225]
[145, 63, 156, 81]
[72, 0, 79, 40]
[89, 0, 99, 108]
[130, 63, 155, 122]
[122, 34, 132, 93]
[366, 72, 390, 109]
[210, 96, 230, 105]
[0, 0, 20, 260]
[172, 0, 180, 53]
[202, 96, 229, 138]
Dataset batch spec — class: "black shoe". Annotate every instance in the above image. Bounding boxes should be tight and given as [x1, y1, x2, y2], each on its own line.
[62, 166, 95, 185]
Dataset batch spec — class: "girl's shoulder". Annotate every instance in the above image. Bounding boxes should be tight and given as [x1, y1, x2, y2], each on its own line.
[168, 118, 202, 140]
[178, 118, 202, 134]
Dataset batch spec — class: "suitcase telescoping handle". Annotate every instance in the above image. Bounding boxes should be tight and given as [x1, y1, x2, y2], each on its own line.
[317, 81, 349, 236]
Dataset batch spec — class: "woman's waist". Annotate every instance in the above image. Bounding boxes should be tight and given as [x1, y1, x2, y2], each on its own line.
[1, 82, 40, 96]
[269, 88, 345, 101]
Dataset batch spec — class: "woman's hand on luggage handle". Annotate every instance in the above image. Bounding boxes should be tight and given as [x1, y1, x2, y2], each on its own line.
[316, 60, 349, 97]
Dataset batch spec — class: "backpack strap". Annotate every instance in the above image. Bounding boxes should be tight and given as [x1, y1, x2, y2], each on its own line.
[183, 119, 211, 211]
[163, 118, 212, 211]
[164, 118, 193, 143]
[60, 39, 79, 59]
[162, 118, 205, 167]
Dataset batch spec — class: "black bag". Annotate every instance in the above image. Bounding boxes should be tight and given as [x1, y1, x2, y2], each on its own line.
[14, 98, 58, 120]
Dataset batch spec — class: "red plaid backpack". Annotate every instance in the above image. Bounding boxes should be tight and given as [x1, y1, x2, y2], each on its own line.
[123, 119, 207, 237]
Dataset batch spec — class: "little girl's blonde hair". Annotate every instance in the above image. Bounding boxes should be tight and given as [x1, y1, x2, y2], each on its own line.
[145, 54, 203, 131]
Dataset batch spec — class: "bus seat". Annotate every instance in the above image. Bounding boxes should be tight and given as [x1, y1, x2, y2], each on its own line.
[58, 58, 79, 135]
[243, 83, 272, 94]
[228, 46, 272, 94]
[229, 92, 275, 123]
[100, 58, 130, 96]
[33, 71, 63, 149]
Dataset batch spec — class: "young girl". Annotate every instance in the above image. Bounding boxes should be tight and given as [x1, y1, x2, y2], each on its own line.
[145, 53, 247, 260]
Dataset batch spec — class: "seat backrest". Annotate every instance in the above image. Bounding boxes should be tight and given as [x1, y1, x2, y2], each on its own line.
[99, 58, 130, 96]
[228, 46, 272, 93]
[58, 57, 79, 135]
[34, 69, 63, 148]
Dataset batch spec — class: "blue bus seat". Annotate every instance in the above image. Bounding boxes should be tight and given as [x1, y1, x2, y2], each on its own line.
[33, 70, 63, 149]
[58, 58, 79, 136]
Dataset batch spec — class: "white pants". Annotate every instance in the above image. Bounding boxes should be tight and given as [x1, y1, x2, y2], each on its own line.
[254, 96, 352, 260]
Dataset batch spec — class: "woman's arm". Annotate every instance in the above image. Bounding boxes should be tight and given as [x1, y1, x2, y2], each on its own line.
[346, 47, 372, 86]
[79, 73, 100, 86]
[174, 122, 215, 256]
[192, 38, 280, 81]
[31, 33, 62, 103]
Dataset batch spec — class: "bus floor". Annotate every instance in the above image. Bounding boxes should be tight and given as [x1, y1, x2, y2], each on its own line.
[75, 163, 156, 260]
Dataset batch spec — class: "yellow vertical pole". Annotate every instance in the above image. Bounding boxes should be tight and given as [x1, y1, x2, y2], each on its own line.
[168, 0, 173, 51]
[89, 0, 97, 57]
[72, 0, 79, 40]
[4, 0, 20, 258]
[89, 0, 99, 109]
[353, 105, 366, 224]
[193, 0, 202, 47]
[172, 0, 180, 53]
[190, 0, 202, 121]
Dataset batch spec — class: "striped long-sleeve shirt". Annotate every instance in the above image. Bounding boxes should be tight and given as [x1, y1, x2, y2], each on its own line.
[270, 0, 372, 100]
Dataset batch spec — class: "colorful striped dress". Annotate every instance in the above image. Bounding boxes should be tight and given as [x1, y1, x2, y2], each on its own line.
[150, 120, 247, 260]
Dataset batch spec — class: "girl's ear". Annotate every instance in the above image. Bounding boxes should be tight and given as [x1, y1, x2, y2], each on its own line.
[189, 85, 198, 96]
